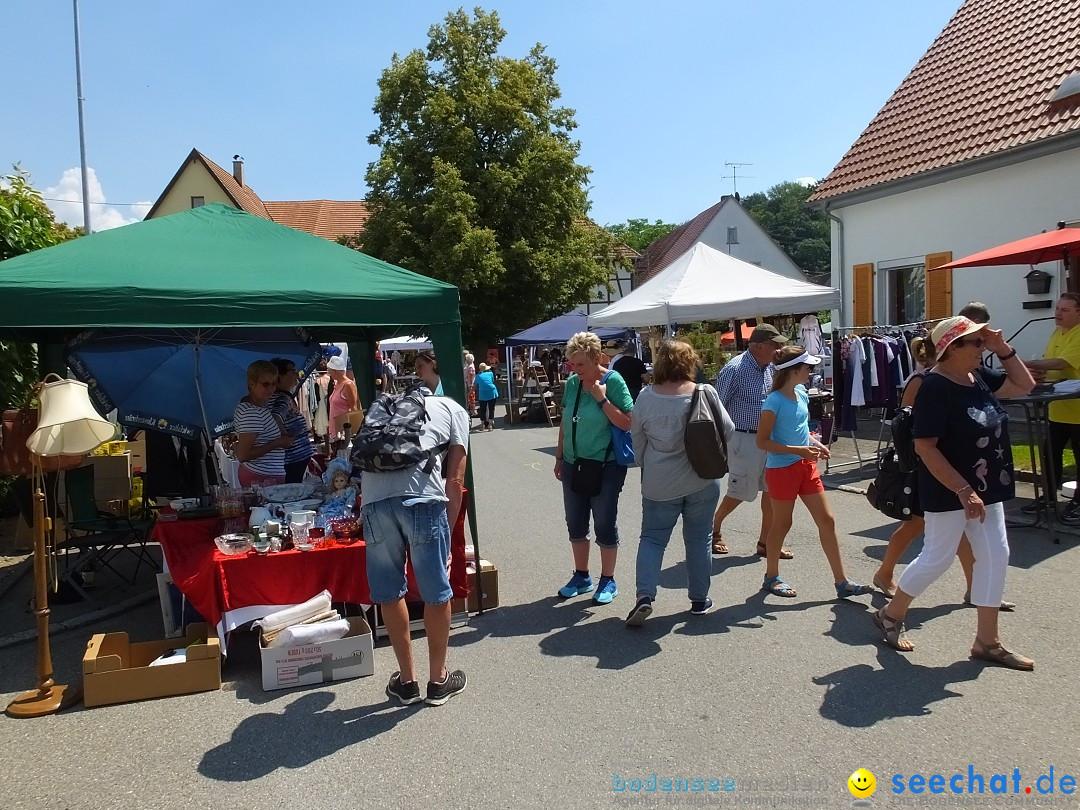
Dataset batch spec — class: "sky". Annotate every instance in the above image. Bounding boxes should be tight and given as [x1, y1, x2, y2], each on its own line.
[2, 0, 962, 233]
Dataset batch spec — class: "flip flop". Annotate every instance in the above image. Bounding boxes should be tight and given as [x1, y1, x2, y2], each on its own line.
[756, 543, 794, 560]
[711, 533, 729, 555]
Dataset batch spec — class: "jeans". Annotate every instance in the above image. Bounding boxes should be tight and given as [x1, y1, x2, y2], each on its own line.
[1046, 420, 1080, 502]
[561, 458, 627, 547]
[478, 399, 496, 422]
[635, 480, 721, 602]
[361, 497, 453, 605]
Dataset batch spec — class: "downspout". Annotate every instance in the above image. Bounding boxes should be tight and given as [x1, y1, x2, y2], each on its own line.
[826, 205, 845, 327]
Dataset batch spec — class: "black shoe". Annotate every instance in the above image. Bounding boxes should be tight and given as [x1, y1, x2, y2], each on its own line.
[386, 672, 422, 705]
[1021, 498, 1049, 515]
[1060, 502, 1080, 524]
[425, 669, 467, 705]
[624, 596, 653, 627]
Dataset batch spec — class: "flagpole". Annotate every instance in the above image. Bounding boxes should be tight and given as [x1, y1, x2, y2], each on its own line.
[73, 0, 91, 234]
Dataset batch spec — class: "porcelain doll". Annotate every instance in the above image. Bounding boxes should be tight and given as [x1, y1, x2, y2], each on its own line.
[319, 458, 356, 520]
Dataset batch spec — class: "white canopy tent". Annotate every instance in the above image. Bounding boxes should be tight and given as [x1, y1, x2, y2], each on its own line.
[378, 335, 433, 352]
[587, 243, 840, 328]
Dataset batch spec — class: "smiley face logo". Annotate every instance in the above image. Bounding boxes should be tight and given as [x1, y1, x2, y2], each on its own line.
[848, 768, 876, 798]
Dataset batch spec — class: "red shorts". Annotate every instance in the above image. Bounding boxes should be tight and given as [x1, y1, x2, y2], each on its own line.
[765, 459, 825, 501]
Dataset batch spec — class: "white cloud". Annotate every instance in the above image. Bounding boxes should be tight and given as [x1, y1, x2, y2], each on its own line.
[45, 168, 146, 232]
[794, 176, 818, 187]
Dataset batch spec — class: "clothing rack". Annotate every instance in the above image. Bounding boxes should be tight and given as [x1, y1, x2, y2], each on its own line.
[832, 316, 948, 335]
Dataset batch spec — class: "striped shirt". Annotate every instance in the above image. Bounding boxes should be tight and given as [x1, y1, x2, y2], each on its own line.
[268, 391, 315, 465]
[233, 400, 286, 478]
[715, 351, 774, 432]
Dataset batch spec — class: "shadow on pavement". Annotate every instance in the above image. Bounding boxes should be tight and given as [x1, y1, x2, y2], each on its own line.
[198, 691, 420, 781]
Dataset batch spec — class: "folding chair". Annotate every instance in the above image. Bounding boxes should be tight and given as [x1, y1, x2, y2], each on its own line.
[59, 464, 157, 596]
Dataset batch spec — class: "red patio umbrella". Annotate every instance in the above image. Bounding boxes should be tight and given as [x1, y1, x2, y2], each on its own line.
[935, 227, 1080, 270]
[720, 322, 755, 342]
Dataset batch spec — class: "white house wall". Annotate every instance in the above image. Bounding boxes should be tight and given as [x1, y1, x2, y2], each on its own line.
[697, 202, 807, 281]
[832, 147, 1080, 360]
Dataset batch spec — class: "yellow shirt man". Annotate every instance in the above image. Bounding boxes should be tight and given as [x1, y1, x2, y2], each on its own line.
[1045, 323, 1080, 423]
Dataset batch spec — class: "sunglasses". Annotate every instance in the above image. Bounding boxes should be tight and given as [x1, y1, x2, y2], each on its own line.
[956, 336, 985, 349]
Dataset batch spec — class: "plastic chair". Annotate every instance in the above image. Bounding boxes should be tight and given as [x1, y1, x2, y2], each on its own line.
[60, 464, 157, 596]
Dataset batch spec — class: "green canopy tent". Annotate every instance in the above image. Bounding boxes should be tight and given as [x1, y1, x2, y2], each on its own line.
[0, 203, 481, 548]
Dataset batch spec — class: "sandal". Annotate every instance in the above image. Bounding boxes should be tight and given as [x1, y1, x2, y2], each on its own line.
[872, 607, 914, 651]
[761, 575, 797, 598]
[756, 543, 794, 560]
[963, 596, 1017, 612]
[835, 579, 873, 599]
[711, 532, 729, 555]
[970, 640, 1034, 671]
[872, 573, 897, 599]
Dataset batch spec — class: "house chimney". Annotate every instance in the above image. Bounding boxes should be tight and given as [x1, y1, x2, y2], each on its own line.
[232, 155, 244, 186]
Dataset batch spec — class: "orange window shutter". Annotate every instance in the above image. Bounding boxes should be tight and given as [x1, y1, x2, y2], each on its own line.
[925, 252, 953, 320]
[852, 263, 874, 326]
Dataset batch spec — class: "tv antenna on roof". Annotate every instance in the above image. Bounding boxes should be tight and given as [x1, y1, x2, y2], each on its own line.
[725, 161, 753, 196]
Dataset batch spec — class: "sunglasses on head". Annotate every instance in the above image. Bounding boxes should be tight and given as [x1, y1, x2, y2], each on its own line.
[956, 336, 985, 349]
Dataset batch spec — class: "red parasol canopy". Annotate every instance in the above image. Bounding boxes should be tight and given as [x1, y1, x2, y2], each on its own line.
[720, 322, 755, 342]
[935, 227, 1080, 270]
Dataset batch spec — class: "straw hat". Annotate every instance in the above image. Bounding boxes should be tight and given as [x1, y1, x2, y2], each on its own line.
[931, 316, 985, 354]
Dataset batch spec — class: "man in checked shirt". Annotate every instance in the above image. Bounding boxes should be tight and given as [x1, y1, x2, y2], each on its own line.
[710, 324, 795, 559]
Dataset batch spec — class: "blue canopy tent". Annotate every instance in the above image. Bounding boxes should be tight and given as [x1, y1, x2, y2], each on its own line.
[504, 308, 630, 346]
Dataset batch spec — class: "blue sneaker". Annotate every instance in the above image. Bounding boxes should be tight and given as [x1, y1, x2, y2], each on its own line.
[558, 572, 594, 598]
[592, 578, 618, 605]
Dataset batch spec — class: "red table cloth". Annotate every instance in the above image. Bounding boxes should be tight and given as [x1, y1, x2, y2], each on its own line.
[152, 494, 470, 634]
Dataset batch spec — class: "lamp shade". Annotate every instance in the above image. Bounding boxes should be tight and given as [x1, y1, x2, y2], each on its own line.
[26, 378, 115, 457]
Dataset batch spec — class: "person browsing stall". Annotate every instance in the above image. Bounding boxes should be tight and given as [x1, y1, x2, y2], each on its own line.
[710, 324, 792, 558]
[267, 358, 316, 483]
[361, 392, 470, 706]
[474, 362, 500, 431]
[612, 342, 649, 402]
[873, 317, 1036, 669]
[1024, 293, 1080, 523]
[756, 346, 872, 600]
[415, 350, 444, 396]
[326, 355, 359, 439]
[233, 360, 293, 487]
[553, 331, 634, 606]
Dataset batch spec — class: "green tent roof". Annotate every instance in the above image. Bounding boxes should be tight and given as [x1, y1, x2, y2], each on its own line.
[0, 203, 460, 341]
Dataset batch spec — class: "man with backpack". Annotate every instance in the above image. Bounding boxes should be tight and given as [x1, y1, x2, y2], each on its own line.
[355, 383, 470, 706]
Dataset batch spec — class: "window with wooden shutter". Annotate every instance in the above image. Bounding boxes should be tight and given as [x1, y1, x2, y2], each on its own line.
[852, 263, 874, 326]
[925, 252, 953, 320]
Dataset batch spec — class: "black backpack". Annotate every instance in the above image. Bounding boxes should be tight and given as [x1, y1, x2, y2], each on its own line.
[350, 384, 447, 474]
[890, 405, 918, 473]
[684, 385, 729, 479]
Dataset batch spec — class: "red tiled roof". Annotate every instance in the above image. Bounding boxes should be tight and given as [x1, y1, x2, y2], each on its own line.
[197, 151, 270, 219]
[264, 200, 370, 241]
[810, 0, 1080, 203]
[633, 199, 727, 286]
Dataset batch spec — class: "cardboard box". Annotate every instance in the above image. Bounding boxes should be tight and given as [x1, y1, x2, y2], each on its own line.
[259, 615, 374, 691]
[82, 623, 221, 707]
[453, 559, 499, 613]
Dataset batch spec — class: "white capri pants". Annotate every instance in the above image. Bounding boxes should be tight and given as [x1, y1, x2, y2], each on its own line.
[896, 502, 1009, 607]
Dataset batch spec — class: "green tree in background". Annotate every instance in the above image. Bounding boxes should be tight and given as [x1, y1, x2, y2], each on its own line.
[0, 167, 80, 410]
[741, 181, 830, 278]
[361, 8, 615, 347]
[604, 218, 676, 253]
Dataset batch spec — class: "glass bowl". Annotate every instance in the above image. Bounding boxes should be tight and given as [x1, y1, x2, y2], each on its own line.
[214, 533, 254, 555]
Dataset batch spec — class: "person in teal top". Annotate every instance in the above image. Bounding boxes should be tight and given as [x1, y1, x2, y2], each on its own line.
[554, 332, 634, 606]
[757, 345, 872, 602]
[474, 363, 500, 431]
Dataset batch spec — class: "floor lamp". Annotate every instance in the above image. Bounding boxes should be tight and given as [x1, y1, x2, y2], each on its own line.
[6, 377, 114, 718]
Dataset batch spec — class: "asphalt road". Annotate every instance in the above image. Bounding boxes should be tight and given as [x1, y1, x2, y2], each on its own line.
[1, 422, 1077, 810]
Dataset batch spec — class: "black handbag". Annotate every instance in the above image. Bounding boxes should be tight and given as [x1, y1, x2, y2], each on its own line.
[866, 447, 917, 521]
[569, 383, 605, 497]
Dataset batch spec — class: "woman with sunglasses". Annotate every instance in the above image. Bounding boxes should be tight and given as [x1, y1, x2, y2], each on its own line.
[873, 316, 1036, 670]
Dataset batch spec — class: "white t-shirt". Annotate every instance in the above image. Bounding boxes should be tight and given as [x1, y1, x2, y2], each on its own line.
[359, 397, 470, 505]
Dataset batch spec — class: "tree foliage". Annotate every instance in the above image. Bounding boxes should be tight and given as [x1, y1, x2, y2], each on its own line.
[361, 7, 615, 347]
[603, 218, 676, 253]
[0, 166, 80, 410]
[741, 181, 830, 278]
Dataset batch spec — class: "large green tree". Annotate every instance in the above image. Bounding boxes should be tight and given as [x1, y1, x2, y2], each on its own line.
[361, 7, 615, 347]
[603, 218, 676, 253]
[0, 167, 80, 410]
[742, 181, 830, 278]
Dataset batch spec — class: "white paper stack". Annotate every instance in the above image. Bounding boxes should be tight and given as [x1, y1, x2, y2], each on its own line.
[254, 590, 351, 647]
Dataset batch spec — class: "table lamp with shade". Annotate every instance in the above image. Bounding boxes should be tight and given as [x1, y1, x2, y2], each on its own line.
[6, 375, 115, 718]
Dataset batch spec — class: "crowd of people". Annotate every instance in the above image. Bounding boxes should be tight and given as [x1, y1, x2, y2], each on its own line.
[550, 310, 1042, 673]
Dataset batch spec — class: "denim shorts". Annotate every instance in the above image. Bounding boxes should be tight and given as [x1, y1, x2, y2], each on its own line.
[360, 497, 453, 605]
[561, 458, 628, 547]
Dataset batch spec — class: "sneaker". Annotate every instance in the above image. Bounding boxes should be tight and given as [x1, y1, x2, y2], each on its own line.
[625, 596, 653, 626]
[1021, 497, 1049, 515]
[593, 578, 618, 605]
[1060, 502, 1080, 524]
[386, 672, 422, 705]
[690, 597, 714, 615]
[425, 669, 467, 706]
[558, 572, 594, 598]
